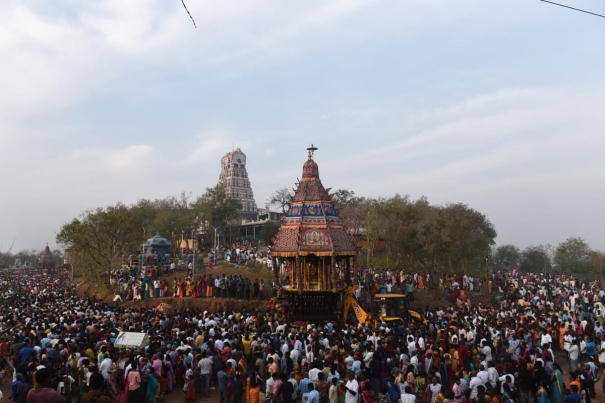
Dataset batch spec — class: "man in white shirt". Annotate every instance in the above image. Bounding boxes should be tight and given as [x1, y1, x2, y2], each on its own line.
[466, 328, 475, 343]
[564, 328, 574, 351]
[367, 333, 378, 349]
[481, 342, 492, 363]
[266, 372, 275, 397]
[344, 371, 359, 403]
[281, 340, 290, 355]
[487, 362, 498, 388]
[469, 371, 484, 400]
[499, 374, 515, 394]
[598, 338, 605, 367]
[569, 340, 580, 372]
[477, 365, 489, 385]
[344, 353, 354, 372]
[294, 338, 303, 355]
[290, 348, 299, 365]
[401, 386, 416, 403]
[214, 337, 224, 352]
[417, 335, 425, 350]
[308, 364, 322, 384]
[407, 335, 416, 355]
[541, 331, 553, 347]
[99, 354, 112, 381]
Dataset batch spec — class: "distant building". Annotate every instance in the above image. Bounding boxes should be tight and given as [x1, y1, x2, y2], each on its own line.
[38, 244, 55, 271]
[217, 148, 258, 222]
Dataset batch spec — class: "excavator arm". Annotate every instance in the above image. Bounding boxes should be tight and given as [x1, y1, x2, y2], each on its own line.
[343, 286, 371, 325]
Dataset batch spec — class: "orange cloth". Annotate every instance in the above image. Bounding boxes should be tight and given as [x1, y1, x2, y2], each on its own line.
[247, 380, 260, 403]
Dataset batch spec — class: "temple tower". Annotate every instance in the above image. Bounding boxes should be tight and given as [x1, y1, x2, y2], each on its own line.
[217, 148, 258, 222]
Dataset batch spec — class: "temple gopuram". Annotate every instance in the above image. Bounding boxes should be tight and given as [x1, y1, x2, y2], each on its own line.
[271, 145, 357, 322]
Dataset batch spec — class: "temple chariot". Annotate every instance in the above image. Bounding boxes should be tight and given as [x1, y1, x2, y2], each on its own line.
[270, 145, 358, 322]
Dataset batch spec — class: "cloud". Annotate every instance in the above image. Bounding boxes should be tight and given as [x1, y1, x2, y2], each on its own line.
[181, 132, 253, 167]
[1, 0, 604, 253]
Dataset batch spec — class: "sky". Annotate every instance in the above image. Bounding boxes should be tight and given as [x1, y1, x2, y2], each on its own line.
[1, 0, 604, 253]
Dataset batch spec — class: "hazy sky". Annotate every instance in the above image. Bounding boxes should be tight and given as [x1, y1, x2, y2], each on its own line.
[1, 0, 604, 253]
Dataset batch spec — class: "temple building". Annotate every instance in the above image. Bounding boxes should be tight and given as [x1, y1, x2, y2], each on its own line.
[271, 145, 357, 322]
[217, 148, 258, 222]
[38, 244, 55, 274]
[38, 244, 54, 269]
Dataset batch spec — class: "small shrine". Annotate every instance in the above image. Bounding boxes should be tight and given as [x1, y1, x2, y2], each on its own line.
[142, 234, 172, 265]
[271, 145, 357, 322]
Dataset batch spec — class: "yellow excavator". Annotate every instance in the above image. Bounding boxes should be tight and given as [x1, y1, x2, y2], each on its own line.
[343, 286, 427, 326]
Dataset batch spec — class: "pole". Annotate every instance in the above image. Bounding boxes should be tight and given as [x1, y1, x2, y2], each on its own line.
[211, 226, 221, 266]
[485, 256, 489, 294]
[192, 229, 195, 276]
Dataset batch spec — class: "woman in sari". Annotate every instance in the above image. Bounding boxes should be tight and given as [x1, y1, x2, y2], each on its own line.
[109, 360, 121, 398]
[193, 355, 202, 393]
[550, 363, 564, 403]
[175, 352, 185, 387]
[143, 278, 150, 300]
[195, 280, 203, 298]
[163, 356, 174, 393]
[147, 367, 160, 403]
[247, 372, 261, 403]
[361, 380, 375, 403]
[186, 280, 193, 297]
[238, 355, 248, 374]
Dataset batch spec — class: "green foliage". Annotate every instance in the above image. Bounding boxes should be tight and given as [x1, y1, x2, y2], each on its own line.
[555, 237, 592, 275]
[259, 221, 280, 246]
[345, 193, 497, 275]
[519, 245, 551, 273]
[493, 245, 521, 271]
[131, 192, 195, 242]
[56, 187, 242, 295]
[590, 252, 605, 280]
[56, 203, 142, 293]
[192, 187, 242, 233]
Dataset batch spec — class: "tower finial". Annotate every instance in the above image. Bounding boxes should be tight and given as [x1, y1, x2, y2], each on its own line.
[307, 144, 318, 159]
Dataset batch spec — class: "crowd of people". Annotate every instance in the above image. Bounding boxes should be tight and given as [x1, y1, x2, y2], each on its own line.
[2, 268, 605, 403]
[109, 265, 272, 302]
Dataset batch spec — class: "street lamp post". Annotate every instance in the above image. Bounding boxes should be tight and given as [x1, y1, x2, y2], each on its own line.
[485, 255, 490, 294]
[212, 225, 221, 266]
[192, 228, 196, 276]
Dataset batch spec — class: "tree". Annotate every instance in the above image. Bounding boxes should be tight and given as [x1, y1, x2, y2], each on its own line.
[192, 187, 242, 245]
[493, 245, 521, 271]
[128, 194, 199, 253]
[332, 189, 363, 208]
[590, 251, 605, 280]
[332, 189, 366, 235]
[259, 221, 281, 246]
[267, 187, 293, 214]
[56, 203, 143, 293]
[519, 246, 551, 273]
[555, 237, 592, 276]
[352, 195, 497, 277]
